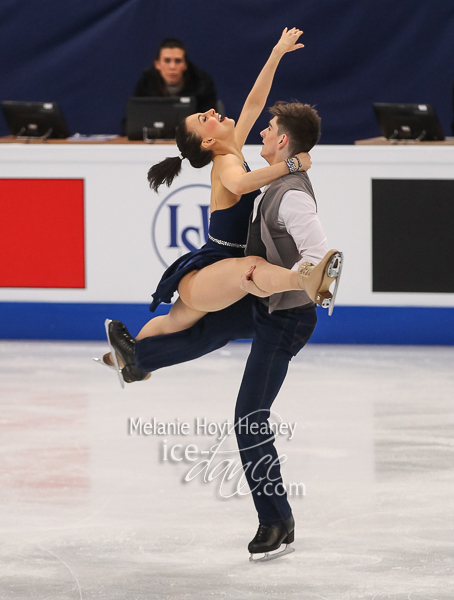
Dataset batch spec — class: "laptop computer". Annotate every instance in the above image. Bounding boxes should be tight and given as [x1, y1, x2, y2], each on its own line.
[126, 96, 196, 141]
[373, 103, 445, 141]
[1, 101, 70, 139]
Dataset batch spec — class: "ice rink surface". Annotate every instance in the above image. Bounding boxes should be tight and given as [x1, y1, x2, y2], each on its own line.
[0, 340, 453, 600]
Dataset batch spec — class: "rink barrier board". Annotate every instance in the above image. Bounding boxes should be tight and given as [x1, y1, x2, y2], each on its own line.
[1, 302, 453, 345]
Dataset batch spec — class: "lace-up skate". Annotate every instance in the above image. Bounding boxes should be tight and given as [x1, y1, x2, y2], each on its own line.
[248, 514, 295, 562]
[103, 319, 150, 387]
[93, 351, 152, 379]
[297, 249, 343, 316]
[93, 352, 117, 369]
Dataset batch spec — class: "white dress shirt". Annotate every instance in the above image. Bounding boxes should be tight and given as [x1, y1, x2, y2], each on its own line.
[252, 187, 329, 271]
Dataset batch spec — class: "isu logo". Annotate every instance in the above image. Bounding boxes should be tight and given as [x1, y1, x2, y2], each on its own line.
[151, 184, 211, 268]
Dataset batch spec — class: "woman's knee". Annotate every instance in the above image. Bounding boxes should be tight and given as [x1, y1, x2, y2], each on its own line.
[242, 255, 268, 269]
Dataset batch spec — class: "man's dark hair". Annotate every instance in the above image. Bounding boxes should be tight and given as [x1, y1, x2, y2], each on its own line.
[155, 38, 188, 62]
[269, 101, 321, 154]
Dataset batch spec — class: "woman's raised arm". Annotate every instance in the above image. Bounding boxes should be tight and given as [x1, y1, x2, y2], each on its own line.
[233, 28, 304, 149]
[217, 152, 311, 196]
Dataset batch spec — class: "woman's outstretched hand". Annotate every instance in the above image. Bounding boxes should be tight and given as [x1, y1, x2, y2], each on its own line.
[296, 152, 312, 172]
[274, 27, 304, 56]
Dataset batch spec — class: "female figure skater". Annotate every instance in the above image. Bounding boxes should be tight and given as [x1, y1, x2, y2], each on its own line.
[101, 28, 340, 375]
[139, 27, 335, 337]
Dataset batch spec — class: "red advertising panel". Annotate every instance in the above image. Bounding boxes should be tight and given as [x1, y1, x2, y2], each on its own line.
[0, 179, 85, 288]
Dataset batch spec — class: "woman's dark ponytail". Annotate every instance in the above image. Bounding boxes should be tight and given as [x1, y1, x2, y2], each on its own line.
[147, 119, 213, 192]
[147, 156, 182, 192]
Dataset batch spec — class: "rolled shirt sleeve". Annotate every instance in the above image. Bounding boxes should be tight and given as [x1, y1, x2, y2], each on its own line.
[278, 190, 329, 270]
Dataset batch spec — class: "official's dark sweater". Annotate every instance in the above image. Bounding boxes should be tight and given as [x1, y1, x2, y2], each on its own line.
[133, 60, 217, 113]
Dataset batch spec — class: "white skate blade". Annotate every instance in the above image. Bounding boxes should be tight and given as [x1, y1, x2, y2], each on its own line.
[327, 251, 344, 317]
[249, 543, 295, 563]
[93, 357, 115, 371]
[104, 319, 124, 389]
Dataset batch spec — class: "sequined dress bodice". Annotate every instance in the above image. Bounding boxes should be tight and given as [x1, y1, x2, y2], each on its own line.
[149, 162, 259, 311]
[205, 162, 257, 252]
[205, 187, 258, 252]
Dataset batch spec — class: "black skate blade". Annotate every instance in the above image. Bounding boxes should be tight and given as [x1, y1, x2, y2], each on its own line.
[104, 319, 125, 389]
[249, 543, 295, 563]
[328, 251, 344, 317]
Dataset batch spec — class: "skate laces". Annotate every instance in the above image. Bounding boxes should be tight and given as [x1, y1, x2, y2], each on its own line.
[120, 331, 134, 349]
[255, 525, 271, 541]
[112, 324, 134, 351]
[298, 262, 314, 277]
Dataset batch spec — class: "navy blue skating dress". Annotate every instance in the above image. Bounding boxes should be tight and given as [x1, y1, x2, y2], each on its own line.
[150, 163, 259, 312]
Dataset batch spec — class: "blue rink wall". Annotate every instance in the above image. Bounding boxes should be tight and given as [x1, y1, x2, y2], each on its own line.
[1, 302, 453, 346]
[0, 1, 453, 144]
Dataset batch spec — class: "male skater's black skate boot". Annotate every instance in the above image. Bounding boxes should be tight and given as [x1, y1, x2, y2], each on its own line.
[104, 319, 150, 387]
[248, 514, 295, 562]
[94, 351, 151, 379]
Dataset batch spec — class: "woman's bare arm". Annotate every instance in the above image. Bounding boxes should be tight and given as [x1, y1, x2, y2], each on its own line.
[217, 152, 311, 196]
[233, 28, 304, 149]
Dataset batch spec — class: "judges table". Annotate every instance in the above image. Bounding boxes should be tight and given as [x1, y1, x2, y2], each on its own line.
[1, 137, 453, 343]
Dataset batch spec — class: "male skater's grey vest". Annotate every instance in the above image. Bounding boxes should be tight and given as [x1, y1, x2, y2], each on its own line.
[245, 172, 317, 313]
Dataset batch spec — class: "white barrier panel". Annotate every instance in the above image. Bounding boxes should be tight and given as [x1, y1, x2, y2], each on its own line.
[1, 142, 453, 344]
[1, 142, 454, 308]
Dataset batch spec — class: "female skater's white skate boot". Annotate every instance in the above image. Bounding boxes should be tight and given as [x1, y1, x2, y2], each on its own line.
[298, 249, 343, 316]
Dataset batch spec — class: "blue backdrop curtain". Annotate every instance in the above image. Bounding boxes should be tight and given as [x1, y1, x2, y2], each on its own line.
[1, 0, 453, 143]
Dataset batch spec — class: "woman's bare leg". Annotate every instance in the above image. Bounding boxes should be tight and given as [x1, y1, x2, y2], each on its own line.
[102, 255, 304, 366]
[136, 298, 207, 339]
[136, 253, 303, 338]
[178, 256, 299, 312]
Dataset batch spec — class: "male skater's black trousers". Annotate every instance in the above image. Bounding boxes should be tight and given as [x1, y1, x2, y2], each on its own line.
[135, 297, 317, 525]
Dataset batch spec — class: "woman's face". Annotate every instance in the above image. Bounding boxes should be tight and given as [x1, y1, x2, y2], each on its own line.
[186, 109, 234, 142]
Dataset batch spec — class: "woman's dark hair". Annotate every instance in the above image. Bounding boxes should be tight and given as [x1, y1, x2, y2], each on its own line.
[147, 120, 213, 192]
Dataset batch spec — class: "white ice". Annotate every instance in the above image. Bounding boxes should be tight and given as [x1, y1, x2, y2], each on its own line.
[0, 341, 453, 599]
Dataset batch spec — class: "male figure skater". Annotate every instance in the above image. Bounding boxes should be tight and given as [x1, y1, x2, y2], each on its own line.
[106, 101, 342, 561]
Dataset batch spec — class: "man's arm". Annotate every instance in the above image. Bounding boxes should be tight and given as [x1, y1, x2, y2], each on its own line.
[278, 190, 329, 267]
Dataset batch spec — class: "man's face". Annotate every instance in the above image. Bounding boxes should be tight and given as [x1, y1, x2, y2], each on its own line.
[154, 48, 187, 85]
[260, 117, 282, 165]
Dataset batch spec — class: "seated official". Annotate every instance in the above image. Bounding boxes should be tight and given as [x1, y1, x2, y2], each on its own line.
[133, 38, 217, 113]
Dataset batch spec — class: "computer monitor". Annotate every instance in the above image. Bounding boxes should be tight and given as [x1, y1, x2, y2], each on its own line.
[373, 103, 445, 141]
[126, 96, 196, 141]
[1, 101, 70, 139]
